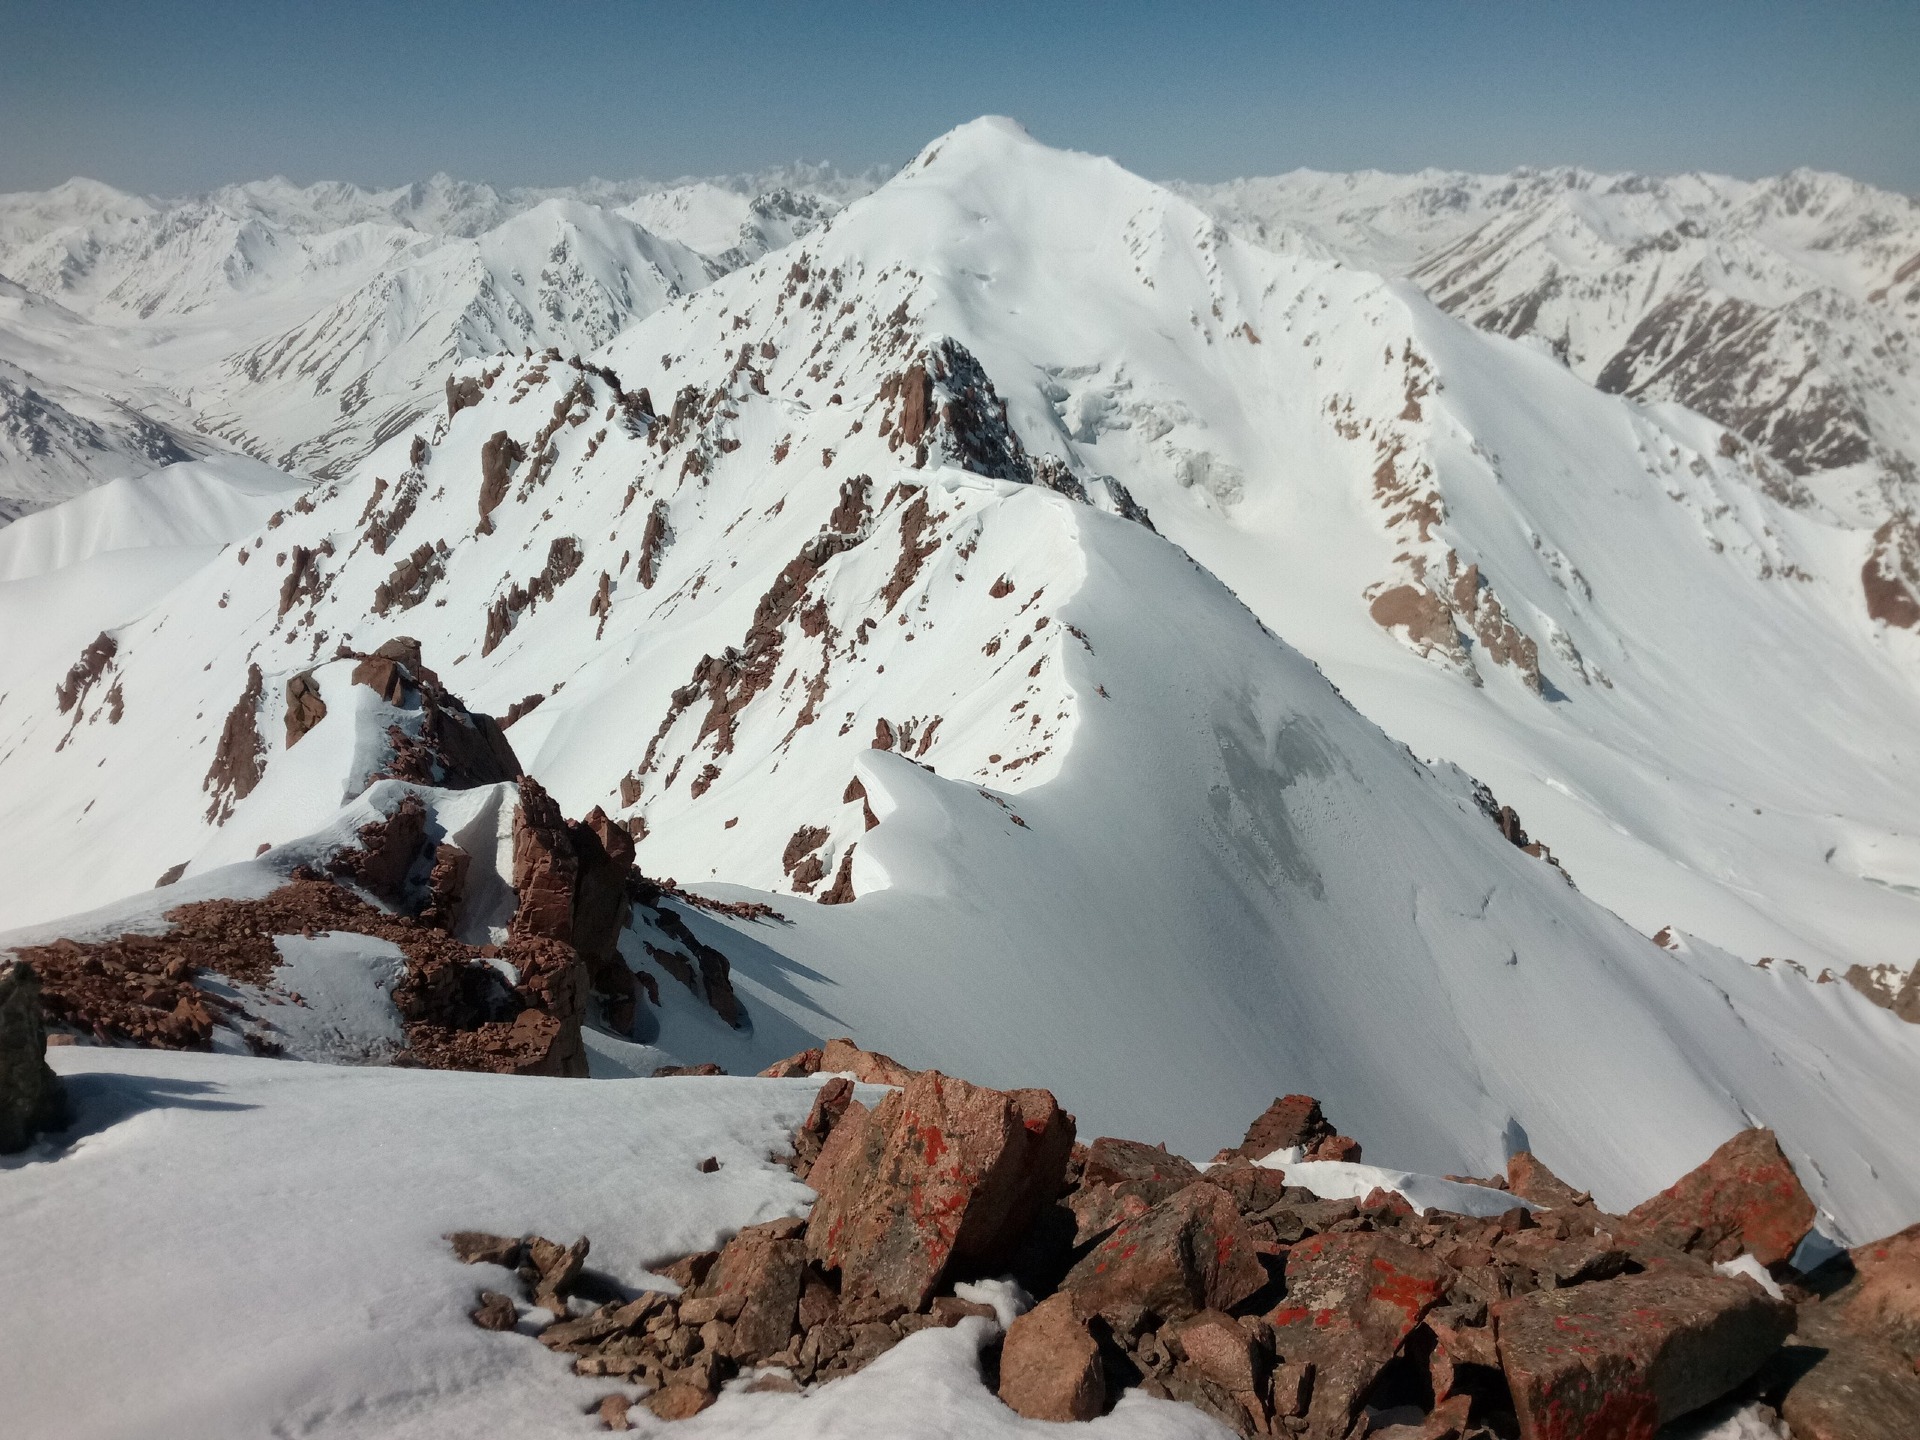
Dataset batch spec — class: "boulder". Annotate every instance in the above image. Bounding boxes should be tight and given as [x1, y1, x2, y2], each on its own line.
[805, 1070, 1075, 1317]
[1627, 1128, 1815, 1266]
[1225, 1093, 1337, 1161]
[1267, 1231, 1449, 1439]
[1069, 1136, 1204, 1243]
[1777, 1301, 1920, 1440]
[789, 1075, 855, 1180]
[0, 962, 68, 1152]
[1840, 1223, 1920, 1358]
[998, 1292, 1105, 1422]
[1063, 1181, 1267, 1329]
[469, 1291, 517, 1331]
[1172, 1308, 1268, 1396]
[696, 1218, 807, 1359]
[1494, 1270, 1794, 1439]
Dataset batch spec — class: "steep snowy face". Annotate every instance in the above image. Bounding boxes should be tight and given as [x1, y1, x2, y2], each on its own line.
[3, 121, 1918, 1241]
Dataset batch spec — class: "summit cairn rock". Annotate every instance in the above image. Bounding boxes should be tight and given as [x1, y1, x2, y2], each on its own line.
[805, 1069, 1074, 1318]
[1627, 1128, 1816, 1266]
[0, 961, 68, 1152]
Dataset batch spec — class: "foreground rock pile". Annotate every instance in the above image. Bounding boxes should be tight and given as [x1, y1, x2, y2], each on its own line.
[452, 1043, 1920, 1437]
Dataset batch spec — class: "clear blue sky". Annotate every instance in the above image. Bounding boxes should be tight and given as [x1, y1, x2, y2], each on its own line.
[2, 0, 1914, 195]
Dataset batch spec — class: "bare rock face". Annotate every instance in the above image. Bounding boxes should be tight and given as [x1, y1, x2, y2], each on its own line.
[283, 670, 327, 748]
[203, 663, 267, 825]
[350, 638, 522, 789]
[806, 1070, 1075, 1317]
[0, 962, 68, 1152]
[1494, 1271, 1793, 1440]
[692, 1218, 808, 1359]
[1063, 1181, 1267, 1332]
[1627, 1128, 1815, 1266]
[998, 1292, 1105, 1422]
[1267, 1230, 1449, 1439]
[326, 792, 430, 906]
[510, 776, 578, 945]
[477, 430, 525, 532]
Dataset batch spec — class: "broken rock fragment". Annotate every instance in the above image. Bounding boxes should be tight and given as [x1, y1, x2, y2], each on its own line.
[1063, 1180, 1267, 1330]
[0, 962, 69, 1153]
[1627, 1127, 1815, 1266]
[1494, 1270, 1793, 1439]
[998, 1292, 1105, 1422]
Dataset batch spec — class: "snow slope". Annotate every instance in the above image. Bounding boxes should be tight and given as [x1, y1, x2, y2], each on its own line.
[6, 1050, 1227, 1440]
[3, 121, 1917, 1246]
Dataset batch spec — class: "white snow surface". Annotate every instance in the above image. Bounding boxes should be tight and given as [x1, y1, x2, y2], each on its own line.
[1252, 1158, 1537, 1219]
[0, 1050, 1226, 1440]
[1, 120, 1917, 1245]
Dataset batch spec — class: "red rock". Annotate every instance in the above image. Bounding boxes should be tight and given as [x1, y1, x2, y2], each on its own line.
[789, 1075, 855, 1180]
[1227, 1093, 1339, 1161]
[1270, 1360, 1314, 1418]
[1507, 1151, 1590, 1209]
[470, 1290, 518, 1330]
[759, 1047, 823, 1078]
[698, 1219, 807, 1359]
[1173, 1309, 1268, 1395]
[1196, 1158, 1291, 1216]
[1493, 1270, 1794, 1440]
[1063, 1181, 1268, 1328]
[805, 1070, 1075, 1317]
[644, 1385, 714, 1420]
[1842, 1223, 1920, 1356]
[1307, 1134, 1362, 1163]
[1069, 1137, 1204, 1243]
[448, 1231, 524, 1267]
[510, 776, 578, 945]
[526, 1235, 590, 1313]
[818, 1036, 916, 1085]
[1266, 1231, 1449, 1439]
[997, 1293, 1105, 1422]
[1627, 1128, 1815, 1266]
[1778, 1299, 1920, 1440]
[594, 1392, 631, 1430]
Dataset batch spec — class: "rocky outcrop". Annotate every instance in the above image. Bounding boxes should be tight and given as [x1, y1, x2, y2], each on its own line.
[477, 430, 525, 533]
[283, 670, 327, 748]
[1627, 1127, 1816, 1266]
[0, 961, 68, 1152]
[1496, 1271, 1793, 1439]
[203, 663, 266, 825]
[452, 1060, 1916, 1437]
[349, 638, 522, 788]
[806, 1069, 1075, 1318]
[1862, 514, 1920, 628]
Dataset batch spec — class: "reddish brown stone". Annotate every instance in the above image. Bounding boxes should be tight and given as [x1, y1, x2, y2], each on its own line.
[759, 1047, 823, 1078]
[1266, 1231, 1450, 1439]
[805, 1070, 1075, 1316]
[998, 1293, 1105, 1422]
[1507, 1151, 1590, 1209]
[1173, 1309, 1268, 1395]
[1779, 1300, 1920, 1440]
[448, 1231, 524, 1267]
[470, 1290, 518, 1331]
[644, 1385, 714, 1420]
[789, 1075, 855, 1180]
[818, 1036, 916, 1085]
[698, 1218, 807, 1359]
[1841, 1223, 1920, 1357]
[1063, 1181, 1267, 1329]
[1069, 1136, 1204, 1244]
[510, 776, 578, 945]
[1494, 1270, 1793, 1440]
[1228, 1094, 1338, 1161]
[1627, 1128, 1815, 1266]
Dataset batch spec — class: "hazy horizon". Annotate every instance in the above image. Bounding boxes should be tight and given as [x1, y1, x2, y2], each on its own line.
[3, 0, 1914, 197]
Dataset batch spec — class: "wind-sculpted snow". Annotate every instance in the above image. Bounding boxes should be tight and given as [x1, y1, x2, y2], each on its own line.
[2, 123, 1917, 1249]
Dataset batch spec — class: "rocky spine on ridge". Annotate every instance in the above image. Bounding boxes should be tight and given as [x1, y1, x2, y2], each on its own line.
[452, 1047, 1906, 1438]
